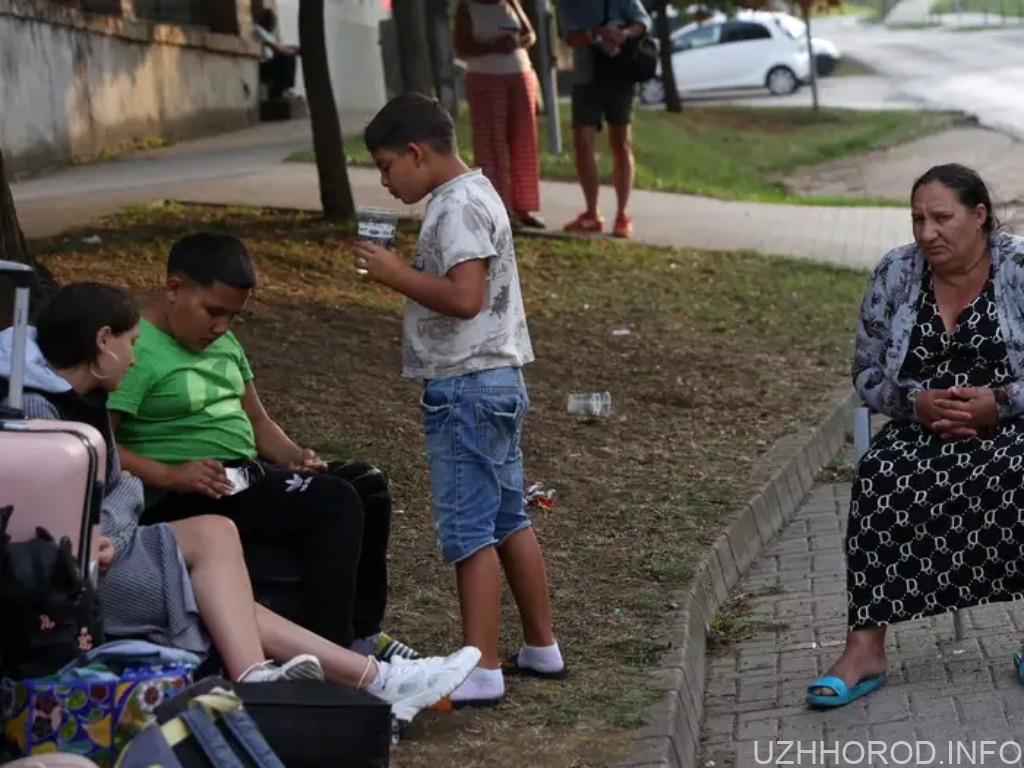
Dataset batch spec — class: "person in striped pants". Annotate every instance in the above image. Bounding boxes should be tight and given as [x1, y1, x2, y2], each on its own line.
[454, 0, 545, 231]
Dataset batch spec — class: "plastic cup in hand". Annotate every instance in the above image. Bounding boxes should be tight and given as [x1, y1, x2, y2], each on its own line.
[356, 206, 399, 275]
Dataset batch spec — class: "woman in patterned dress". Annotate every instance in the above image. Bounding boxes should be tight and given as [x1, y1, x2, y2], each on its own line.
[808, 164, 1024, 708]
[0, 282, 482, 724]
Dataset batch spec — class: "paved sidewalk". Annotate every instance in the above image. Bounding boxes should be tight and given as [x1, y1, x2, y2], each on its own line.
[10, 119, 911, 271]
[698, 475, 1024, 768]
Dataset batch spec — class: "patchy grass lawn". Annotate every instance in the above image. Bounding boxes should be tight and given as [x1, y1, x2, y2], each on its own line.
[31, 202, 869, 768]
[288, 104, 962, 206]
[931, 0, 1024, 15]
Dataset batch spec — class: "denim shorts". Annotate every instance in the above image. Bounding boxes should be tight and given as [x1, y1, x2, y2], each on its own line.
[420, 366, 532, 565]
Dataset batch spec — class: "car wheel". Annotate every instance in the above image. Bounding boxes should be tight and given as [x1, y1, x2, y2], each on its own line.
[766, 66, 799, 95]
[639, 77, 666, 105]
[815, 54, 836, 77]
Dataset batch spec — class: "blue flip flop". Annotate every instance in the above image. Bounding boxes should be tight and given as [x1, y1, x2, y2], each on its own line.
[806, 674, 885, 708]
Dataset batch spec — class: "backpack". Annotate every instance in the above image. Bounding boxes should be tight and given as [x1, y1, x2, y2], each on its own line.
[116, 679, 287, 768]
[592, 0, 659, 85]
[0, 505, 105, 681]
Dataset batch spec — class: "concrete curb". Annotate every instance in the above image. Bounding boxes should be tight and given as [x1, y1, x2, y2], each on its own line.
[618, 385, 859, 768]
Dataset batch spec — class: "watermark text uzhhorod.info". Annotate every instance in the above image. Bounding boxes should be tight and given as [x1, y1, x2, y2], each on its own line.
[753, 740, 1024, 765]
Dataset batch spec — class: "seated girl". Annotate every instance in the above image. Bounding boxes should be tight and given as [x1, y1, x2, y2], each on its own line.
[0, 281, 480, 724]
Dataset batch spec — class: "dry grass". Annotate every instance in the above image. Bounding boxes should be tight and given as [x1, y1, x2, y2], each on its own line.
[31, 202, 870, 767]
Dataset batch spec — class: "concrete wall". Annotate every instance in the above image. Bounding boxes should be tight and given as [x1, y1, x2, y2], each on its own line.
[1, 0, 261, 178]
[274, 0, 387, 114]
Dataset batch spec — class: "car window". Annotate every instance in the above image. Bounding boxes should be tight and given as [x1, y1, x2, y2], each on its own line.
[672, 22, 721, 52]
[775, 14, 805, 38]
[720, 21, 771, 43]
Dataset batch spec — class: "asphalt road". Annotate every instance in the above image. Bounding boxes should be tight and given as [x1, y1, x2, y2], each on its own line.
[814, 16, 1024, 138]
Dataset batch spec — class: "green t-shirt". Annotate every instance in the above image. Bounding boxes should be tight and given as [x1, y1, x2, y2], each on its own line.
[109, 319, 258, 483]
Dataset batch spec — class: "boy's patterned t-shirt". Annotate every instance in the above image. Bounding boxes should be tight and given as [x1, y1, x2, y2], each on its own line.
[402, 169, 534, 380]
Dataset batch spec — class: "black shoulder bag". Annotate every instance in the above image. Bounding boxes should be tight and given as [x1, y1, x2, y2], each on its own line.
[592, 0, 659, 84]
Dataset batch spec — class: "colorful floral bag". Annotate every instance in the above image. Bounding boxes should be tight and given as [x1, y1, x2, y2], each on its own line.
[1, 642, 197, 768]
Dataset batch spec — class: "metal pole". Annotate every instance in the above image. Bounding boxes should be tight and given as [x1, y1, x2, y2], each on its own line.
[535, 0, 562, 154]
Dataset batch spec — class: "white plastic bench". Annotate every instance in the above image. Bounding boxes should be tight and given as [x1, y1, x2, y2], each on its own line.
[852, 405, 966, 642]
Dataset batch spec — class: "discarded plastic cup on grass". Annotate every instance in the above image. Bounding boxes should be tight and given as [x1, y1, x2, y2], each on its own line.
[356, 206, 398, 275]
[567, 392, 612, 418]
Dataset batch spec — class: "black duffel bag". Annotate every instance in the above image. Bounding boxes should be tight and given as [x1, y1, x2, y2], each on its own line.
[236, 679, 393, 768]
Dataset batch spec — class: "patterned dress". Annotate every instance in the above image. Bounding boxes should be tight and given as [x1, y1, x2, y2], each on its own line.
[847, 266, 1024, 629]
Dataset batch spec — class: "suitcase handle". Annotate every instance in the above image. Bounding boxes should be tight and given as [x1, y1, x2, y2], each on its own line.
[0, 260, 35, 415]
[0, 260, 34, 286]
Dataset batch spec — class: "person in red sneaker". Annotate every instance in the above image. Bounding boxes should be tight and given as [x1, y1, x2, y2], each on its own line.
[557, 0, 650, 238]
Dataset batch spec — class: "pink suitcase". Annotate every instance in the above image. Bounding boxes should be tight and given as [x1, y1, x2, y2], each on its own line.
[0, 260, 106, 581]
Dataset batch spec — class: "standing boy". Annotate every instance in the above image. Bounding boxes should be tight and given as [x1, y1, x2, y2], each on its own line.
[353, 93, 565, 706]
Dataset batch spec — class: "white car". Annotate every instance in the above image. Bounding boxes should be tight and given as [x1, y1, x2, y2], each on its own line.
[736, 10, 842, 76]
[638, 17, 812, 105]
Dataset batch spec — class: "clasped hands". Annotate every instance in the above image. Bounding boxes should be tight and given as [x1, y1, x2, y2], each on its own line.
[594, 25, 630, 56]
[916, 386, 999, 441]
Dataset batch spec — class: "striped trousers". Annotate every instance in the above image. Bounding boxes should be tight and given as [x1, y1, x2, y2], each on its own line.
[465, 70, 541, 214]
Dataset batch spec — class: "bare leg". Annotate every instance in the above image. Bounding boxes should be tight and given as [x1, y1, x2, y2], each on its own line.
[572, 126, 600, 217]
[169, 516, 267, 681]
[608, 124, 634, 217]
[498, 527, 555, 648]
[254, 604, 378, 688]
[811, 627, 887, 696]
[455, 546, 502, 669]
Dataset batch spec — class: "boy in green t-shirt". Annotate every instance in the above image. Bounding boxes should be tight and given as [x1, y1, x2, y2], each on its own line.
[110, 232, 420, 666]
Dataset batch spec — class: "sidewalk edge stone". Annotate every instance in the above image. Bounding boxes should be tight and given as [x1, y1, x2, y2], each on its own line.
[618, 386, 858, 768]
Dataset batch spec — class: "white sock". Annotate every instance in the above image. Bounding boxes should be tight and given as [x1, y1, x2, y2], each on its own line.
[350, 633, 382, 657]
[517, 642, 564, 674]
[450, 666, 504, 703]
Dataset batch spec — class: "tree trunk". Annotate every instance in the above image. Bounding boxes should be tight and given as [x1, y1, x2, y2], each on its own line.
[656, 0, 682, 113]
[799, 1, 820, 112]
[299, 0, 356, 220]
[0, 151, 56, 325]
[392, 0, 436, 95]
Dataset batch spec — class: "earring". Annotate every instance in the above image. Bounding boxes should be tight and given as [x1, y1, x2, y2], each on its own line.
[90, 350, 120, 381]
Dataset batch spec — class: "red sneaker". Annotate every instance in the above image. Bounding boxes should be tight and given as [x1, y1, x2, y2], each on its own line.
[612, 212, 633, 239]
[563, 212, 604, 233]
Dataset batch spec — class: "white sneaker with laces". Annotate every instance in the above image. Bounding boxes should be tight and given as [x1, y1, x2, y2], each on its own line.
[238, 654, 324, 683]
[371, 646, 482, 723]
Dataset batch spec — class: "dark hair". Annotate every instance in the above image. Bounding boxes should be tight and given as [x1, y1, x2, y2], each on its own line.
[911, 163, 1000, 235]
[256, 9, 277, 30]
[363, 93, 456, 155]
[36, 282, 140, 369]
[168, 232, 257, 290]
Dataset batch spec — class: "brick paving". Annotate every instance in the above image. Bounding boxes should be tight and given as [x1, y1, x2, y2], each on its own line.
[698, 476, 1024, 768]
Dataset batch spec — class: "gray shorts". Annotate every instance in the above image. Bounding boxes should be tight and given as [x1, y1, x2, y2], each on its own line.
[570, 81, 636, 130]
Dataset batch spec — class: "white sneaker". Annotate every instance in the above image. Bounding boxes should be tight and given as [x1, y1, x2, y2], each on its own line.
[238, 654, 324, 683]
[371, 646, 482, 723]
